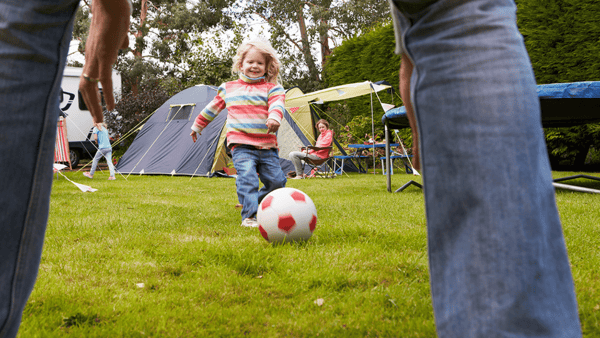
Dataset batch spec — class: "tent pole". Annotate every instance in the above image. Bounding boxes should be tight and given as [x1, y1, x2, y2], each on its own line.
[371, 90, 376, 174]
[385, 122, 391, 191]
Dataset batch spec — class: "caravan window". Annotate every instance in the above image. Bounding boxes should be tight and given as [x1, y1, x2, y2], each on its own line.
[167, 104, 194, 121]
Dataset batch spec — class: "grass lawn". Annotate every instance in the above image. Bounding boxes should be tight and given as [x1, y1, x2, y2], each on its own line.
[17, 170, 600, 337]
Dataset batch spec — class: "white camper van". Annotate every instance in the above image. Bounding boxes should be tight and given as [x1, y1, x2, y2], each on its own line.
[59, 66, 121, 167]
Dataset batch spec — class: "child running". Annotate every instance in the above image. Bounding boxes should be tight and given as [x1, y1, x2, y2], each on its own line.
[190, 40, 287, 227]
[84, 122, 116, 180]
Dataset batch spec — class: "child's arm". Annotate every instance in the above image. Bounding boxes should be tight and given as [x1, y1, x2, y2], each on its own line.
[190, 84, 227, 141]
[266, 85, 285, 133]
[92, 127, 98, 143]
[266, 119, 280, 133]
[190, 130, 199, 143]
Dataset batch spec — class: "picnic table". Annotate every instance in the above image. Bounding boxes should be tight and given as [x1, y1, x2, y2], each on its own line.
[347, 143, 399, 174]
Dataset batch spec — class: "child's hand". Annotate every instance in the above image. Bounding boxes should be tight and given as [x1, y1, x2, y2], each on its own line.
[190, 131, 200, 143]
[266, 119, 280, 133]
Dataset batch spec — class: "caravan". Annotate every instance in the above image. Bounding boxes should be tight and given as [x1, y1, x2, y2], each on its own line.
[59, 66, 121, 167]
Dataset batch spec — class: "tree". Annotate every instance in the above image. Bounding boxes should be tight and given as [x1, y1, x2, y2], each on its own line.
[72, 0, 235, 94]
[71, 0, 240, 148]
[240, 0, 390, 91]
[321, 22, 401, 142]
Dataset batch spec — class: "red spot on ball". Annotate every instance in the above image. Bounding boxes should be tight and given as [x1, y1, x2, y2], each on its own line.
[278, 214, 296, 233]
[259, 225, 269, 241]
[309, 215, 317, 232]
[261, 195, 273, 210]
[290, 191, 306, 203]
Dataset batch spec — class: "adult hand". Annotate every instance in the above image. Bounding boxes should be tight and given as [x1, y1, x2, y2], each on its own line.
[400, 53, 420, 171]
[266, 119, 280, 133]
[79, 0, 131, 124]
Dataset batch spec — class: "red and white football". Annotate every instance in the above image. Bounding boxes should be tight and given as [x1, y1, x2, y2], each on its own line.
[257, 188, 317, 243]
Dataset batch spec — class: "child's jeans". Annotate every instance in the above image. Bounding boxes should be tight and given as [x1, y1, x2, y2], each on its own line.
[89, 148, 116, 177]
[232, 146, 287, 220]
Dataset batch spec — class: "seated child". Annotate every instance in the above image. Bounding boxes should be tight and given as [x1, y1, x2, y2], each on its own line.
[288, 119, 333, 178]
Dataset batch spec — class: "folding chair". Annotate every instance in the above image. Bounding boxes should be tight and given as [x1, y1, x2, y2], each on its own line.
[302, 146, 335, 178]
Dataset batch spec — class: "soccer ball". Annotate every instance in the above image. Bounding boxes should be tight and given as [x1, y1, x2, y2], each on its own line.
[257, 188, 317, 243]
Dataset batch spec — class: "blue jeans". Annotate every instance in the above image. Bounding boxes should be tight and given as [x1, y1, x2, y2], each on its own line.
[0, 0, 78, 336]
[90, 148, 116, 177]
[231, 146, 287, 220]
[392, 0, 581, 336]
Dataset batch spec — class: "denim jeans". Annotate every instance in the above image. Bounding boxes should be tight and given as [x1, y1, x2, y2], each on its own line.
[89, 148, 116, 177]
[0, 0, 78, 336]
[288, 151, 320, 176]
[391, 0, 581, 336]
[231, 146, 287, 220]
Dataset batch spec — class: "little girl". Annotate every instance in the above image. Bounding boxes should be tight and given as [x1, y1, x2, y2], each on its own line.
[190, 40, 287, 227]
[84, 122, 116, 180]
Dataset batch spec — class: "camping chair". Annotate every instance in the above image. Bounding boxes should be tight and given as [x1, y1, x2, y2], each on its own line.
[302, 146, 335, 178]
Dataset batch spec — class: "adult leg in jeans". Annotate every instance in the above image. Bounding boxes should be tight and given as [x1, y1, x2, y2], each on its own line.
[393, 0, 581, 336]
[0, 0, 79, 336]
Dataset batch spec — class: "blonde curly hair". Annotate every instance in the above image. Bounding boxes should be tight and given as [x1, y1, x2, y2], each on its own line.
[232, 40, 281, 85]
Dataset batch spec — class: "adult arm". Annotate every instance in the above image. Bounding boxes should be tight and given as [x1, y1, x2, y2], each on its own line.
[79, 0, 131, 124]
[400, 53, 420, 170]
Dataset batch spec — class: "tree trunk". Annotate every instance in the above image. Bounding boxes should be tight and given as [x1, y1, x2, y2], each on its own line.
[297, 8, 320, 82]
[320, 18, 331, 68]
[131, 0, 148, 96]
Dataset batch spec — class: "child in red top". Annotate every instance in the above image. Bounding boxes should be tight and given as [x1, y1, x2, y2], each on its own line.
[190, 40, 287, 227]
[288, 119, 333, 179]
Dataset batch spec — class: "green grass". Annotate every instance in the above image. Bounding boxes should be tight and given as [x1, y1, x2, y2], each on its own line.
[18, 170, 600, 337]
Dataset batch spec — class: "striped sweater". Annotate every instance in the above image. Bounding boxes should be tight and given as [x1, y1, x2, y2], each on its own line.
[191, 75, 285, 149]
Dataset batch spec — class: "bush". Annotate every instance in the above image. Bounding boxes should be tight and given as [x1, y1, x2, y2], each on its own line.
[545, 124, 600, 168]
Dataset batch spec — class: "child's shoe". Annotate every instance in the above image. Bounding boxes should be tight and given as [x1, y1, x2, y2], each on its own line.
[83, 172, 93, 179]
[108, 176, 116, 180]
[241, 218, 258, 228]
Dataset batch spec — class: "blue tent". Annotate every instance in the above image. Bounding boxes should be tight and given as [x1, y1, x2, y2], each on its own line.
[116, 85, 313, 176]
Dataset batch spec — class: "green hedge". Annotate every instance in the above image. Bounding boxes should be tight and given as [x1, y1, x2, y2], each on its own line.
[517, 0, 600, 167]
[322, 23, 403, 144]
